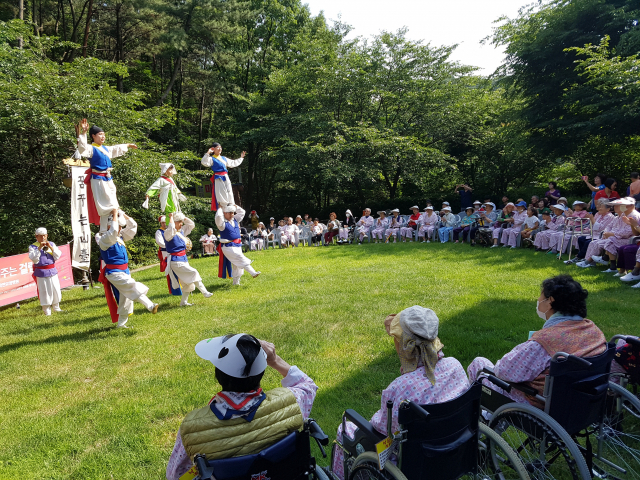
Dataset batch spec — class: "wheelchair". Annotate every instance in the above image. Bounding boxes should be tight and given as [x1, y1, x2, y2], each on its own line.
[193, 418, 330, 480]
[330, 382, 530, 480]
[479, 343, 640, 479]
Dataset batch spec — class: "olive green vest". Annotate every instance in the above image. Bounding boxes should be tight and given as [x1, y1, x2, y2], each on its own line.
[180, 387, 303, 460]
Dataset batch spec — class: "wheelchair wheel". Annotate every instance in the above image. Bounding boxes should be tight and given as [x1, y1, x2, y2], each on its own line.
[589, 381, 640, 479]
[348, 452, 407, 480]
[474, 423, 531, 480]
[489, 403, 591, 480]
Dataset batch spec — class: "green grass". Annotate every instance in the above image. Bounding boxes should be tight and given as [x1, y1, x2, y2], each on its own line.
[0, 242, 636, 479]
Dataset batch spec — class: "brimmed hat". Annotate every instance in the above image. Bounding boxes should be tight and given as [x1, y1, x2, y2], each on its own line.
[425, 206, 434, 210]
[572, 200, 587, 206]
[391, 208, 400, 213]
[346, 209, 352, 216]
[551, 204, 567, 211]
[35, 227, 47, 235]
[473, 200, 482, 205]
[442, 201, 450, 206]
[558, 197, 568, 203]
[484, 202, 496, 209]
[377, 210, 386, 215]
[410, 205, 420, 210]
[269, 217, 274, 220]
[195, 334, 267, 378]
[608, 197, 636, 206]
[541, 208, 553, 215]
[223, 205, 237, 213]
[505, 202, 515, 208]
[160, 163, 175, 175]
[465, 206, 474, 211]
[443, 206, 451, 212]
[515, 201, 527, 208]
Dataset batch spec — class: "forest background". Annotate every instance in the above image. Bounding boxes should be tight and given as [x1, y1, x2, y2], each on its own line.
[1, 0, 639, 265]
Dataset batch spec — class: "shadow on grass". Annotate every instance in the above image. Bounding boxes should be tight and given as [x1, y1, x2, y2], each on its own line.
[0, 326, 121, 354]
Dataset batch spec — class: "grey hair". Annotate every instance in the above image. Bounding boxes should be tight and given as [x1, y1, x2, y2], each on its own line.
[596, 198, 610, 207]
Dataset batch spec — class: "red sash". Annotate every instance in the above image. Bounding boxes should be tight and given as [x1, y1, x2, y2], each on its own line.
[161, 176, 175, 185]
[210, 172, 228, 211]
[98, 262, 120, 323]
[31, 264, 56, 299]
[158, 248, 167, 272]
[84, 168, 109, 226]
[105, 263, 128, 270]
[170, 250, 187, 258]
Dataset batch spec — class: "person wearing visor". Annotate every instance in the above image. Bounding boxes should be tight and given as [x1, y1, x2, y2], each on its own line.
[331, 306, 469, 480]
[166, 334, 318, 480]
[468, 275, 606, 408]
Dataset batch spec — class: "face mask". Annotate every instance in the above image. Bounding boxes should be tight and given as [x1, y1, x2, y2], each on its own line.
[536, 299, 549, 320]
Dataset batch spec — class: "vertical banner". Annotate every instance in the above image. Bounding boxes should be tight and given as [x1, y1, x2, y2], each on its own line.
[0, 244, 74, 307]
[71, 166, 91, 271]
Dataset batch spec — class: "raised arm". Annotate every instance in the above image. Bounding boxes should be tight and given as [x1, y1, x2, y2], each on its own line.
[120, 214, 138, 242]
[164, 215, 177, 241]
[98, 219, 120, 251]
[226, 152, 246, 169]
[201, 152, 213, 168]
[28, 245, 41, 263]
[107, 144, 131, 159]
[215, 208, 226, 232]
[76, 133, 93, 158]
[181, 217, 195, 237]
[49, 242, 62, 261]
[234, 206, 246, 223]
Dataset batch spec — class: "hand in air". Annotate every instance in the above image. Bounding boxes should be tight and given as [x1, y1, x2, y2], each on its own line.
[79, 118, 89, 134]
[127, 144, 138, 149]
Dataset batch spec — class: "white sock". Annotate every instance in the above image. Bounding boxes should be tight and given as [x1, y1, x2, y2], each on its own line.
[52, 303, 62, 311]
[196, 281, 209, 294]
[232, 277, 240, 285]
[137, 294, 154, 310]
[245, 265, 257, 276]
[117, 316, 128, 327]
[181, 292, 190, 304]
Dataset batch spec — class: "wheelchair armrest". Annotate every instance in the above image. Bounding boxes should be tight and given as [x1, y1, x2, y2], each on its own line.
[307, 419, 329, 446]
[508, 382, 538, 397]
[194, 454, 215, 480]
[343, 409, 386, 442]
[481, 367, 537, 395]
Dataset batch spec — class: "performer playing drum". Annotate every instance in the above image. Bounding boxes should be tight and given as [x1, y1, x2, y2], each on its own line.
[29, 228, 63, 315]
[155, 215, 182, 296]
[201, 143, 245, 210]
[75, 119, 138, 231]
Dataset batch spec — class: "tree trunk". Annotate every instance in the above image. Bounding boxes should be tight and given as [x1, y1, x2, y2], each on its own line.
[175, 62, 184, 125]
[197, 87, 205, 153]
[156, 55, 182, 106]
[116, 2, 123, 92]
[18, 0, 24, 48]
[82, 0, 94, 57]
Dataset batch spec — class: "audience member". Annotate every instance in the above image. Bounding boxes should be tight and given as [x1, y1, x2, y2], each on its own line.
[547, 200, 588, 255]
[324, 212, 340, 245]
[630, 172, 640, 207]
[248, 211, 259, 230]
[250, 223, 267, 250]
[400, 206, 421, 242]
[566, 199, 615, 265]
[199, 228, 217, 254]
[452, 206, 475, 244]
[469, 202, 497, 246]
[437, 207, 456, 243]
[372, 211, 389, 243]
[594, 178, 621, 203]
[454, 183, 474, 209]
[545, 182, 561, 203]
[356, 208, 374, 244]
[311, 218, 323, 246]
[534, 204, 566, 252]
[338, 210, 355, 244]
[582, 174, 607, 211]
[385, 209, 403, 243]
[501, 201, 527, 248]
[519, 206, 540, 247]
[418, 206, 438, 243]
[491, 202, 514, 248]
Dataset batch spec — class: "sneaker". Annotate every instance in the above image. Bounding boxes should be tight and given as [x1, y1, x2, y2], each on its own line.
[52, 305, 63, 312]
[632, 282, 640, 289]
[43, 307, 52, 316]
[455, 240, 459, 244]
[510, 246, 516, 249]
[490, 244, 498, 248]
[613, 272, 624, 277]
[426, 240, 430, 243]
[621, 272, 640, 282]
[577, 261, 593, 268]
[180, 302, 194, 307]
[603, 268, 618, 273]
[502, 244, 508, 248]
[546, 249, 557, 254]
[202, 291, 213, 298]
[593, 256, 609, 265]
[148, 303, 159, 314]
[252, 271, 261, 278]
[564, 258, 579, 265]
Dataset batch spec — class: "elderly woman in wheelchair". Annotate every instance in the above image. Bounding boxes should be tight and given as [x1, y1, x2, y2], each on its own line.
[166, 334, 320, 480]
[467, 275, 640, 479]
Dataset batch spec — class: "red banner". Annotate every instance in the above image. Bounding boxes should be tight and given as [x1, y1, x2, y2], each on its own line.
[0, 244, 74, 307]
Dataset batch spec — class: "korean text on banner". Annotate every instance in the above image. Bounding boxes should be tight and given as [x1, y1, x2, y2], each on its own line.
[0, 244, 74, 307]
[71, 166, 91, 270]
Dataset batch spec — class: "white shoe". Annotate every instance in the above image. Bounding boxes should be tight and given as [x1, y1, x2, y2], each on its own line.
[613, 272, 623, 277]
[426, 240, 430, 243]
[603, 268, 617, 273]
[592, 256, 608, 265]
[43, 307, 52, 316]
[180, 302, 193, 307]
[510, 246, 516, 249]
[490, 245, 498, 248]
[577, 261, 593, 268]
[621, 273, 640, 282]
[52, 304, 63, 312]
[148, 303, 159, 314]
[116, 324, 130, 328]
[252, 271, 261, 278]
[202, 291, 213, 298]
[632, 282, 640, 288]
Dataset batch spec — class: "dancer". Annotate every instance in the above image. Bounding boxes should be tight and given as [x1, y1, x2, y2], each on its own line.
[29, 228, 63, 315]
[201, 143, 246, 210]
[76, 119, 138, 230]
[96, 210, 158, 328]
[155, 215, 182, 296]
[143, 163, 187, 213]
[164, 212, 213, 306]
[215, 205, 261, 285]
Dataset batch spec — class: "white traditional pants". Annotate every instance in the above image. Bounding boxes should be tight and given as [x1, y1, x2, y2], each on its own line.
[221, 245, 257, 284]
[91, 177, 119, 232]
[36, 275, 62, 307]
[105, 271, 154, 326]
[214, 176, 234, 209]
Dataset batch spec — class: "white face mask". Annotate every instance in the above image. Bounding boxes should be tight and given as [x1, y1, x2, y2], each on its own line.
[536, 299, 550, 320]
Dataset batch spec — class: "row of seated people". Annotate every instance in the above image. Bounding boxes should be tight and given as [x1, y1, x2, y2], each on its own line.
[165, 274, 636, 480]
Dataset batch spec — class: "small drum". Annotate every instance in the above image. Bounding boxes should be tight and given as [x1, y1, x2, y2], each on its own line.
[185, 237, 193, 253]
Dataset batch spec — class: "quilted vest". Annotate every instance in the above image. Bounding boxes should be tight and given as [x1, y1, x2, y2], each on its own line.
[525, 319, 606, 408]
[180, 387, 303, 460]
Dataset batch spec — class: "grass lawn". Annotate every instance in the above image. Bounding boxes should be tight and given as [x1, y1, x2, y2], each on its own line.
[0, 242, 636, 479]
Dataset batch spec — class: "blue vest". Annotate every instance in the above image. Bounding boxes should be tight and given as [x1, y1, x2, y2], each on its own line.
[31, 243, 58, 277]
[156, 229, 166, 251]
[100, 240, 130, 275]
[210, 156, 229, 180]
[164, 230, 188, 262]
[90, 144, 113, 178]
[219, 219, 241, 246]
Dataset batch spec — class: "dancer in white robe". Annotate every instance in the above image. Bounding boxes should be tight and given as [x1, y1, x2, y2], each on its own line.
[143, 163, 187, 213]
[215, 205, 261, 285]
[29, 227, 63, 315]
[201, 143, 246, 210]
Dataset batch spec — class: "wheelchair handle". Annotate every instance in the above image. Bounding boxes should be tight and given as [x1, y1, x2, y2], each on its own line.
[194, 454, 214, 480]
[552, 351, 592, 367]
[399, 400, 429, 422]
[610, 335, 640, 347]
[307, 419, 328, 458]
[485, 374, 512, 393]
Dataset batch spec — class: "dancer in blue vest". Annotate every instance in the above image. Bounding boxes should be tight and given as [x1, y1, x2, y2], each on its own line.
[76, 118, 138, 231]
[156, 215, 182, 296]
[29, 227, 63, 315]
[201, 143, 245, 211]
[215, 205, 261, 285]
[96, 209, 158, 328]
[164, 212, 213, 306]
